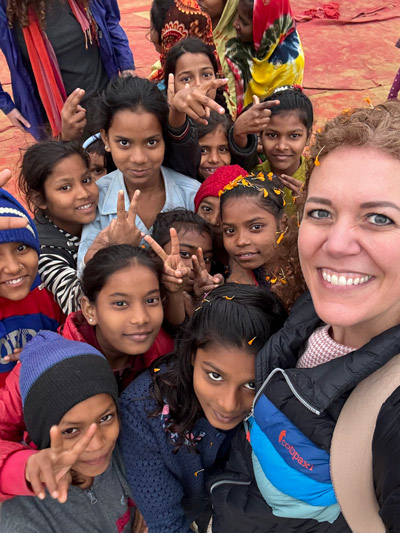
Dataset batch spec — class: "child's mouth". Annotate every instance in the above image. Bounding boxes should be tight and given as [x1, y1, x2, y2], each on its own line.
[3, 276, 26, 286]
[76, 202, 95, 211]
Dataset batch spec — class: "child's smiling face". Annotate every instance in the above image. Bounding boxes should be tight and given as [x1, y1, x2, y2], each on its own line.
[199, 125, 231, 180]
[0, 242, 38, 301]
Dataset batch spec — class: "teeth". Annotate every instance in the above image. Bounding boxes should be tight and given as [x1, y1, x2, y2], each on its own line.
[322, 270, 371, 287]
[77, 203, 92, 210]
[6, 277, 24, 285]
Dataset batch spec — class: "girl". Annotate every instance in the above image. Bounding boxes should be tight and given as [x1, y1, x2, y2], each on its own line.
[0, 331, 137, 532]
[120, 283, 286, 533]
[220, 171, 305, 309]
[0, 245, 173, 500]
[0, 0, 134, 139]
[77, 75, 201, 267]
[149, 0, 218, 84]
[83, 133, 115, 181]
[226, 0, 304, 114]
[209, 99, 400, 533]
[254, 86, 314, 213]
[18, 140, 99, 315]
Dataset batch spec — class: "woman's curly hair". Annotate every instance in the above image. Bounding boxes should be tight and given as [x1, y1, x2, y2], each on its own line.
[7, 0, 88, 28]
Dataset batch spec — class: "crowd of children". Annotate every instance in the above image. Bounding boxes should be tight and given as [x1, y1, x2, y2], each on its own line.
[0, 0, 399, 532]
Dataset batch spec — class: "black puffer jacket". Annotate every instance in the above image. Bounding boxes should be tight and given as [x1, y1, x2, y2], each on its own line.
[209, 292, 400, 532]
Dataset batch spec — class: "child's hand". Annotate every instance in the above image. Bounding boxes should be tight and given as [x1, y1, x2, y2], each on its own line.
[233, 96, 280, 148]
[3, 347, 22, 363]
[279, 174, 304, 195]
[192, 247, 224, 298]
[107, 190, 142, 247]
[143, 228, 190, 293]
[168, 73, 227, 127]
[61, 88, 87, 141]
[25, 423, 97, 503]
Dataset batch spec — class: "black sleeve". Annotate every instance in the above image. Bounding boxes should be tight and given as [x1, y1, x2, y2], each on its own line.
[164, 118, 201, 180]
[372, 386, 400, 532]
[228, 126, 259, 171]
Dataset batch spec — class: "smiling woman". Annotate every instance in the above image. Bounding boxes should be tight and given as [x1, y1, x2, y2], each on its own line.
[209, 100, 400, 533]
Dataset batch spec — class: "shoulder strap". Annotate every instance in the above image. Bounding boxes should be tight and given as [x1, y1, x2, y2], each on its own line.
[331, 353, 400, 533]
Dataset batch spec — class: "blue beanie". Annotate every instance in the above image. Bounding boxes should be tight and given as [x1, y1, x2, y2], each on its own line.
[0, 188, 40, 255]
[20, 331, 119, 449]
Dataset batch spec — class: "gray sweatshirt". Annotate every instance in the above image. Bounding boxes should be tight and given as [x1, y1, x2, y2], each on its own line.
[0, 451, 134, 532]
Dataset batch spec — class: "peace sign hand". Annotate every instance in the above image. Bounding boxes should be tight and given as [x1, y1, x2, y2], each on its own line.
[107, 190, 141, 246]
[25, 423, 97, 503]
[168, 73, 227, 127]
[233, 95, 280, 148]
[143, 228, 190, 293]
[61, 88, 87, 141]
[192, 247, 224, 298]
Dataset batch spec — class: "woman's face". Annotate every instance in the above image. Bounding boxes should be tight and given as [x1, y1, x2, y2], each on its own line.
[298, 146, 400, 348]
[233, 0, 253, 43]
[198, 0, 226, 23]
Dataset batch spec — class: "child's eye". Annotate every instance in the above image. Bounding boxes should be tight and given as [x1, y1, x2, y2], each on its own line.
[265, 132, 277, 139]
[367, 213, 393, 226]
[290, 133, 302, 139]
[244, 382, 256, 391]
[208, 372, 223, 382]
[180, 251, 191, 259]
[201, 205, 212, 213]
[145, 297, 160, 305]
[16, 244, 27, 253]
[224, 228, 235, 235]
[82, 177, 93, 184]
[113, 301, 128, 307]
[307, 209, 331, 220]
[100, 413, 114, 423]
[62, 427, 79, 437]
[119, 140, 129, 147]
[200, 147, 208, 154]
[203, 256, 212, 264]
[202, 72, 214, 79]
[180, 76, 191, 83]
[147, 139, 158, 147]
[60, 184, 71, 191]
[251, 224, 263, 231]
[218, 146, 229, 153]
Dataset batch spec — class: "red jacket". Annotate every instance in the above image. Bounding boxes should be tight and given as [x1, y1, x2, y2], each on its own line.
[0, 312, 174, 501]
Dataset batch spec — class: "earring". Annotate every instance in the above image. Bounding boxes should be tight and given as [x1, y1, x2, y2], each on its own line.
[89, 318, 93, 323]
[105, 145, 109, 150]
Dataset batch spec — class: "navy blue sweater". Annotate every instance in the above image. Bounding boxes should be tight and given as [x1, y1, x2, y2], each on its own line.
[119, 369, 233, 533]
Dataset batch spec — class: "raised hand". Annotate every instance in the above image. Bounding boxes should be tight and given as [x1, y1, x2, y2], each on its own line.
[107, 190, 142, 247]
[143, 228, 190, 293]
[25, 423, 97, 503]
[168, 73, 227, 127]
[279, 173, 304, 196]
[192, 247, 224, 298]
[61, 88, 87, 141]
[233, 95, 280, 148]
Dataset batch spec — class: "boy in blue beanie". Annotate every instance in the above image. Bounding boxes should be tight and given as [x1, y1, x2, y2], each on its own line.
[0, 188, 64, 386]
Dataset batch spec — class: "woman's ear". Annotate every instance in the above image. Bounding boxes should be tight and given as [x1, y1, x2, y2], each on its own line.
[30, 191, 47, 212]
[81, 296, 98, 326]
[100, 130, 111, 152]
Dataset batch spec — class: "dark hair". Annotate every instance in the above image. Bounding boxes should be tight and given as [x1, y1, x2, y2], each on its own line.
[18, 140, 89, 213]
[150, 0, 174, 40]
[151, 208, 213, 248]
[197, 109, 233, 140]
[151, 283, 286, 451]
[220, 172, 285, 224]
[85, 137, 117, 175]
[98, 76, 169, 138]
[263, 87, 314, 131]
[164, 37, 219, 86]
[82, 245, 163, 303]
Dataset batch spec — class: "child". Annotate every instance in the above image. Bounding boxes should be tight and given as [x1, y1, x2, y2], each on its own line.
[0, 189, 64, 387]
[18, 141, 99, 316]
[82, 133, 115, 181]
[0, 245, 173, 501]
[0, 331, 136, 532]
[220, 171, 305, 309]
[254, 86, 314, 212]
[120, 283, 286, 533]
[226, 0, 304, 114]
[78, 75, 201, 267]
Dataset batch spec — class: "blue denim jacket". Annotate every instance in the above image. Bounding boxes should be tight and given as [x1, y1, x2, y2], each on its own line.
[0, 0, 135, 139]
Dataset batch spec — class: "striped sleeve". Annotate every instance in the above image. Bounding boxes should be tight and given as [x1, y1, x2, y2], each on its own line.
[38, 252, 82, 315]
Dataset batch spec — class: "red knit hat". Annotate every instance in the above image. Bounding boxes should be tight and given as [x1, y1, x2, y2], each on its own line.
[194, 165, 246, 211]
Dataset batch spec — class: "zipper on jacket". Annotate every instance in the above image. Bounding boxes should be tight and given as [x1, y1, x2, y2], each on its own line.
[248, 368, 321, 419]
[85, 488, 112, 532]
[209, 480, 251, 494]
